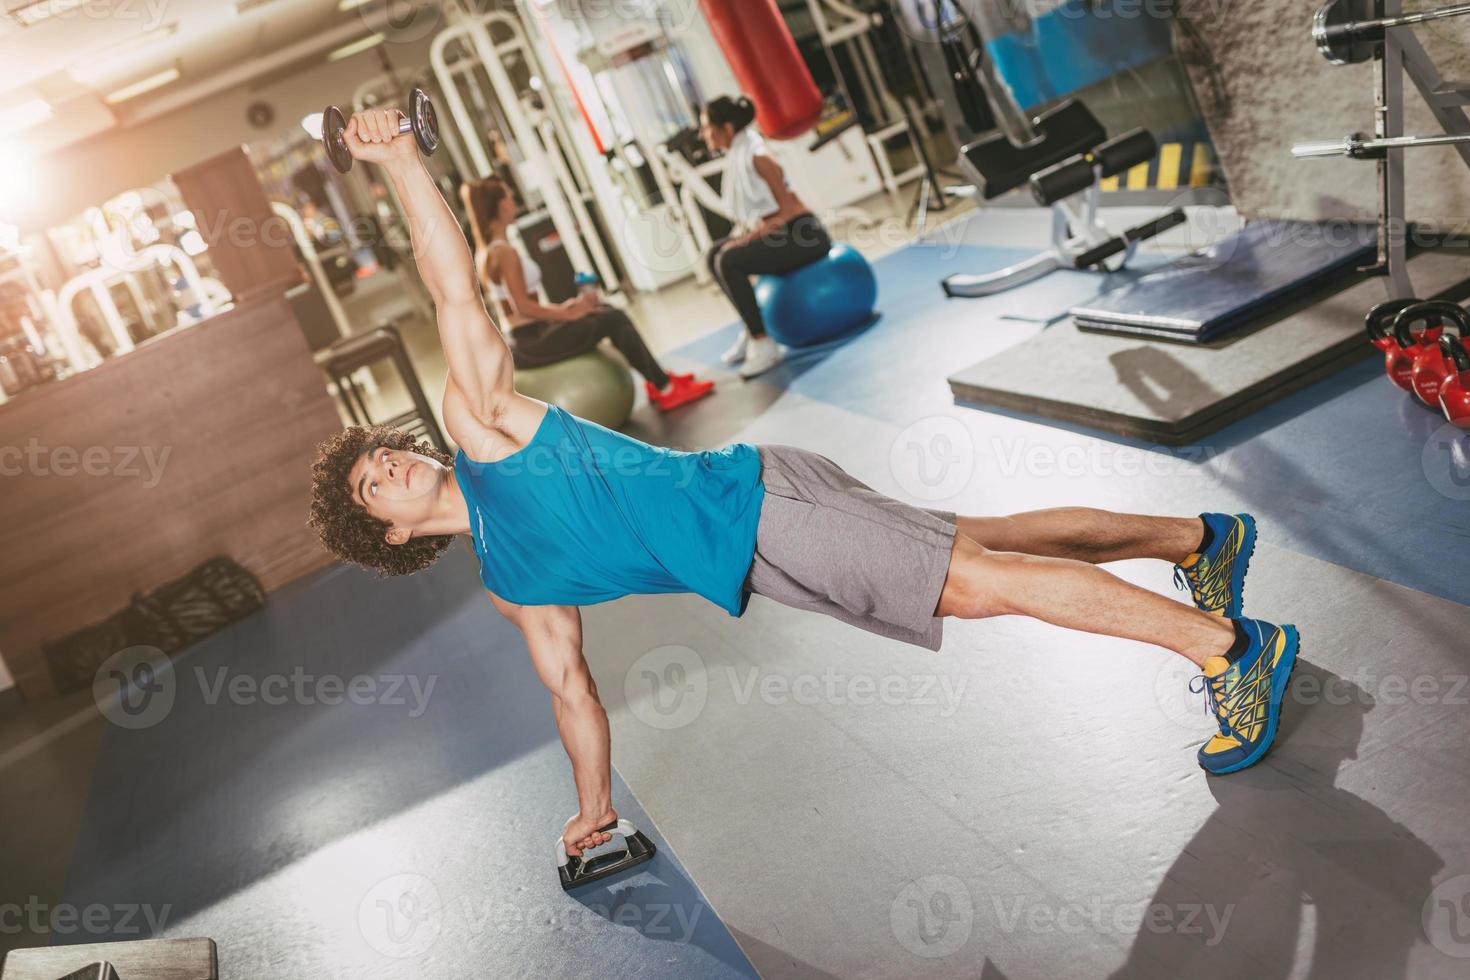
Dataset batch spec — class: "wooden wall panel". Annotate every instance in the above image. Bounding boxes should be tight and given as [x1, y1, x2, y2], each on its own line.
[0, 296, 342, 700]
[171, 146, 302, 304]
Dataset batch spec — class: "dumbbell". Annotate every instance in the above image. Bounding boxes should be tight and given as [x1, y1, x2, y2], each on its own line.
[321, 87, 439, 173]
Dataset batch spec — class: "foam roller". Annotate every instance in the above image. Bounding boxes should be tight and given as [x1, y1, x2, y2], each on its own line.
[1094, 129, 1157, 178]
[1030, 157, 1096, 206]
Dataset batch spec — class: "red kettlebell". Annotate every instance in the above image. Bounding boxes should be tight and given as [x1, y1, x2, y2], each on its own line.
[1365, 298, 1419, 356]
[1439, 335, 1470, 428]
[1393, 301, 1465, 406]
[1386, 301, 1448, 395]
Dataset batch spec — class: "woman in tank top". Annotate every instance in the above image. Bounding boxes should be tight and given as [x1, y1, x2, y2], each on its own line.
[700, 94, 833, 379]
[460, 177, 714, 412]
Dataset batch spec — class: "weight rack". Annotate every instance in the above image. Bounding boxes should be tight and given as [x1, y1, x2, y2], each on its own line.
[1294, 0, 1470, 299]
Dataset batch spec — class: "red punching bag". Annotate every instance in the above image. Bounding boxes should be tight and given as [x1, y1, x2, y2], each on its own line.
[699, 0, 823, 140]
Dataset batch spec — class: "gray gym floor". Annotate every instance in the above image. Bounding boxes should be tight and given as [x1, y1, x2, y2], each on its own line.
[584, 387, 1470, 979]
[4, 206, 1468, 979]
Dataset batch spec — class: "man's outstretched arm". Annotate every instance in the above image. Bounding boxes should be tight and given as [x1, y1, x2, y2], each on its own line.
[345, 109, 510, 421]
[486, 593, 618, 856]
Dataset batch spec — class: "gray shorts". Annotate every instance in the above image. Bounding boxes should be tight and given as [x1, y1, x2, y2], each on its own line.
[744, 445, 958, 651]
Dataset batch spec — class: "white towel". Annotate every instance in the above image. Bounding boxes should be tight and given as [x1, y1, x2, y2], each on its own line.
[721, 127, 782, 228]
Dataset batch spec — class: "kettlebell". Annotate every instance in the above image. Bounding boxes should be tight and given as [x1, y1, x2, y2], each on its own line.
[1386, 301, 1448, 395]
[1439, 335, 1470, 428]
[1392, 300, 1466, 407]
[1365, 298, 1418, 356]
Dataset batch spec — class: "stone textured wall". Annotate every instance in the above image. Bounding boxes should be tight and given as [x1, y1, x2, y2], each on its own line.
[1176, 0, 1470, 229]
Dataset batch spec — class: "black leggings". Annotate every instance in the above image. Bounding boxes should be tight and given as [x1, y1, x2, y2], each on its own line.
[708, 213, 832, 339]
[508, 306, 669, 389]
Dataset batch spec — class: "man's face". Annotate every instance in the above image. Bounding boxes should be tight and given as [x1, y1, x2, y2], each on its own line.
[347, 445, 449, 544]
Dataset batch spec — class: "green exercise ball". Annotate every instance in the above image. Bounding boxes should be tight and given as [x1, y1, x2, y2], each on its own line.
[513, 348, 635, 430]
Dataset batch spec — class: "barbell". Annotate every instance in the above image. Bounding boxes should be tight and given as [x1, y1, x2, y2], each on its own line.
[321, 87, 440, 173]
[1314, 0, 1470, 65]
[1293, 130, 1470, 158]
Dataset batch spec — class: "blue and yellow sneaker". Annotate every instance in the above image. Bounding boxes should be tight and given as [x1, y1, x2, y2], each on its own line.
[1190, 618, 1299, 775]
[1174, 513, 1257, 618]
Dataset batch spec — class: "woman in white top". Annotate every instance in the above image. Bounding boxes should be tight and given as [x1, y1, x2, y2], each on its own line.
[701, 95, 833, 379]
[460, 177, 714, 412]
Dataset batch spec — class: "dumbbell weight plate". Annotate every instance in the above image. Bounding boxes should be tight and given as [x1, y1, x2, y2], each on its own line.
[410, 87, 440, 158]
[1314, 0, 1383, 66]
[322, 104, 354, 173]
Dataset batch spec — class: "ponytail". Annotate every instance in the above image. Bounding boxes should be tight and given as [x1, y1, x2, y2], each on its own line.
[704, 95, 757, 134]
[462, 177, 511, 242]
[736, 96, 756, 131]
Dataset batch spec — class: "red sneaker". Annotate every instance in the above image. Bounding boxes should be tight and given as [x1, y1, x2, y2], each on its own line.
[647, 375, 715, 411]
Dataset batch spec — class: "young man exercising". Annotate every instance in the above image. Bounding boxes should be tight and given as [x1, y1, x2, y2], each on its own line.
[309, 109, 1300, 862]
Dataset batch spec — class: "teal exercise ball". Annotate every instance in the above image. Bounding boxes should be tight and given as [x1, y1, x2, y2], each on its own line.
[513, 348, 635, 429]
[755, 244, 878, 348]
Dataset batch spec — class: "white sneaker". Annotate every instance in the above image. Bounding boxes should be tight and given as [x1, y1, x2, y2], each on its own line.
[721, 332, 750, 366]
[738, 336, 785, 379]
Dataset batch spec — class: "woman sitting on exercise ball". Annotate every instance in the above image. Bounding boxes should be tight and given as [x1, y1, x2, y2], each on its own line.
[701, 95, 833, 379]
[461, 177, 714, 411]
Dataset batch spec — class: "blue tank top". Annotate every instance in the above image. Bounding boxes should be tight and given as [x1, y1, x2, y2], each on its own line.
[454, 405, 765, 615]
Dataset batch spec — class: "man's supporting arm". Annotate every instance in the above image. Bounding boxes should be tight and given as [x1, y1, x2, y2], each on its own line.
[487, 594, 617, 855]
[380, 155, 511, 421]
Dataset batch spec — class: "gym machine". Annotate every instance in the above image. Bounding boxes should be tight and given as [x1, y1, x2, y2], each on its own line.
[429, 8, 622, 296]
[941, 98, 1185, 297]
[1293, 0, 1470, 298]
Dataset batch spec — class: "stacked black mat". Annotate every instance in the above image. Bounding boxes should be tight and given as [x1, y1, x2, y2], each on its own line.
[1071, 220, 1377, 343]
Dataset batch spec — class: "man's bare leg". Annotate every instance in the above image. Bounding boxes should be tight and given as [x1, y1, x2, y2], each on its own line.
[953, 509, 1204, 565]
[936, 534, 1235, 667]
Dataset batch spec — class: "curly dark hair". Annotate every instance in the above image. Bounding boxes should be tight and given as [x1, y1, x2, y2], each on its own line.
[308, 425, 456, 577]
